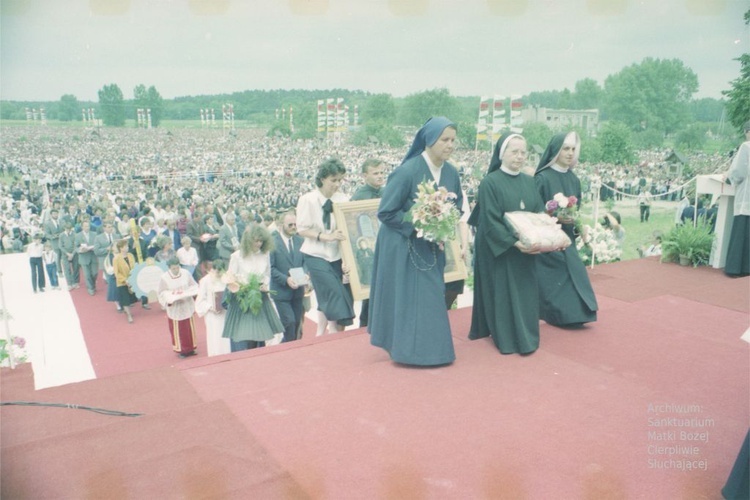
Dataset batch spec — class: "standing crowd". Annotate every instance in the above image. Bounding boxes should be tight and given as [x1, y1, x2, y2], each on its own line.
[1, 122, 745, 361]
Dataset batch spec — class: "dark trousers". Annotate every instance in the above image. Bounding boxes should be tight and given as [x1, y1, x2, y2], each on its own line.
[639, 205, 650, 222]
[30, 257, 45, 291]
[275, 298, 304, 342]
[62, 254, 79, 286]
[80, 258, 98, 292]
[359, 299, 369, 328]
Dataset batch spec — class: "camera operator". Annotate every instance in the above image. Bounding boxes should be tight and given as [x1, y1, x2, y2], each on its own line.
[602, 211, 625, 248]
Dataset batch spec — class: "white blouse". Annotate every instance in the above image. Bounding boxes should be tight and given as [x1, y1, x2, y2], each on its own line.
[228, 250, 271, 288]
[296, 189, 349, 262]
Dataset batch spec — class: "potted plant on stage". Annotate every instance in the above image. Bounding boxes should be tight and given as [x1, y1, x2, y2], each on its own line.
[660, 220, 715, 267]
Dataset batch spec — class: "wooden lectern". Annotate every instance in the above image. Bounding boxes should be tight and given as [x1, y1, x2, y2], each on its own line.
[696, 174, 735, 269]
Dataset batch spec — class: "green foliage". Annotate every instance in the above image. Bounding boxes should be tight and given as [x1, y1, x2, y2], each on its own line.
[690, 98, 725, 123]
[723, 52, 750, 133]
[400, 88, 462, 127]
[603, 58, 698, 134]
[633, 129, 665, 149]
[267, 123, 292, 138]
[660, 220, 715, 267]
[133, 84, 165, 127]
[675, 123, 708, 151]
[455, 120, 476, 151]
[98, 83, 126, 126]
[572, 78, 603, 109]
[596, 121, 635, 164]
[236, 274, 266, 315]
[58, 94, 79, 121]
[291, 101, 318, 139]
[350, 121, 405, 148]
[522, 122, 553, 151]
[362, 94, 396, 124]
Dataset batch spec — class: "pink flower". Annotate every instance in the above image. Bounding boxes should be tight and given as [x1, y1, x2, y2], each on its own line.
[545, 200, 559, 212]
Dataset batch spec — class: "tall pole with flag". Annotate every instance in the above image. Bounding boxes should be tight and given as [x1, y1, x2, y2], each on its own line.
[475, 96, 490, 151]
[492, 95, 506, 144]
[510, 95, 523, 133]
[317, 100, 325, 135]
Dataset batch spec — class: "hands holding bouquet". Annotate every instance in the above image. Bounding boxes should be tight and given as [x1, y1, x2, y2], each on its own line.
[405, 181, 460, 246]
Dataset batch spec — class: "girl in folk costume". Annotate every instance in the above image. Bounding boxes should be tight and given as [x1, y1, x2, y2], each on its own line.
[222, 224, 284, 352]
[534, 131, 598, 327]
[196, 259, 231, 356]
[158, 257, 200, 358]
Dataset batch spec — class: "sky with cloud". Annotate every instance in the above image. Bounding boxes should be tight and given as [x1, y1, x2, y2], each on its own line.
[1, 0, 747, 102]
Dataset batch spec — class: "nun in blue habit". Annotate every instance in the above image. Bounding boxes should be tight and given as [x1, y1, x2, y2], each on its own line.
[368, 117, 463, 366]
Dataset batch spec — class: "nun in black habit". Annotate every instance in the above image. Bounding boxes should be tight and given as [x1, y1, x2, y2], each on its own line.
[534, 131, 598, 327]
[468, 132, 544, 354]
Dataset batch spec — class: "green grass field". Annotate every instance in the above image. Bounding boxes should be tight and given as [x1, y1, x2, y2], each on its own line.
[579, 197, 679, 261]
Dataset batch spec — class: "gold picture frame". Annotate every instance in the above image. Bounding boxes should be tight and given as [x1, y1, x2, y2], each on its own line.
[333, 199, 468, 301]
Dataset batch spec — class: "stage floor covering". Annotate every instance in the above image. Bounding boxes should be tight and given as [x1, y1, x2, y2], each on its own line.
[1, 256, 748, 499]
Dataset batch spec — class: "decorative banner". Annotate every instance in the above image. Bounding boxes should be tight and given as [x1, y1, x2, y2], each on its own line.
[475, 96, 490, 145]
[127, 260, 168, 302]
[317, 99, 325, 133]
[326, 98, 335, 134]
[336, 98, 345, 133]
[492, 95, 506, 143]
[510, 95, 523, 133]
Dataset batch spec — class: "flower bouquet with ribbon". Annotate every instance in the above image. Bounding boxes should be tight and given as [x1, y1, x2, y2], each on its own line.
[404, 181, 460, 245]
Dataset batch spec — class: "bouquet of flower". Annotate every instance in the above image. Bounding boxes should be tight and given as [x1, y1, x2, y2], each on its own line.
[576, 223, 622, 265]
[404, 181, 460, 244]
[545, 192, 578, 221]
[0, 335, 28, 368]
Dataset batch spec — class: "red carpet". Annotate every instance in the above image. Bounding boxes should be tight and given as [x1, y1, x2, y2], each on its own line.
[2, 259, 748, 498]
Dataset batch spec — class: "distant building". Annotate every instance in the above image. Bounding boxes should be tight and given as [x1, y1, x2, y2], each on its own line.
[521, 107, 600, 136]
[664, 150, 688, 177]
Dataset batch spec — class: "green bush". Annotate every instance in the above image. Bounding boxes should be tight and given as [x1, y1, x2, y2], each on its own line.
[660, 220, 714, 267]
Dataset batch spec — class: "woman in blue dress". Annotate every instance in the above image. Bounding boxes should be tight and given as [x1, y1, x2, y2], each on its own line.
[369, 117, 463, 366]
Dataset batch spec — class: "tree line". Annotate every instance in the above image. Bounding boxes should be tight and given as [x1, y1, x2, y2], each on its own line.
[2, 49, 749, 165]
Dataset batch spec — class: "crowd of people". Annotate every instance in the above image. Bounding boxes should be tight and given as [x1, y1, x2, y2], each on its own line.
[1, 122, 743, 361]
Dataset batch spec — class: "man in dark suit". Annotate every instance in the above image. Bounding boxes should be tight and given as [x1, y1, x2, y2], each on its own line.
[75, 219, 99, 295]
[217, 212, 240, 262]
[270, 210, 306, 343]
[43, 208, 64, 273]
[59, 222, 80, 289]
